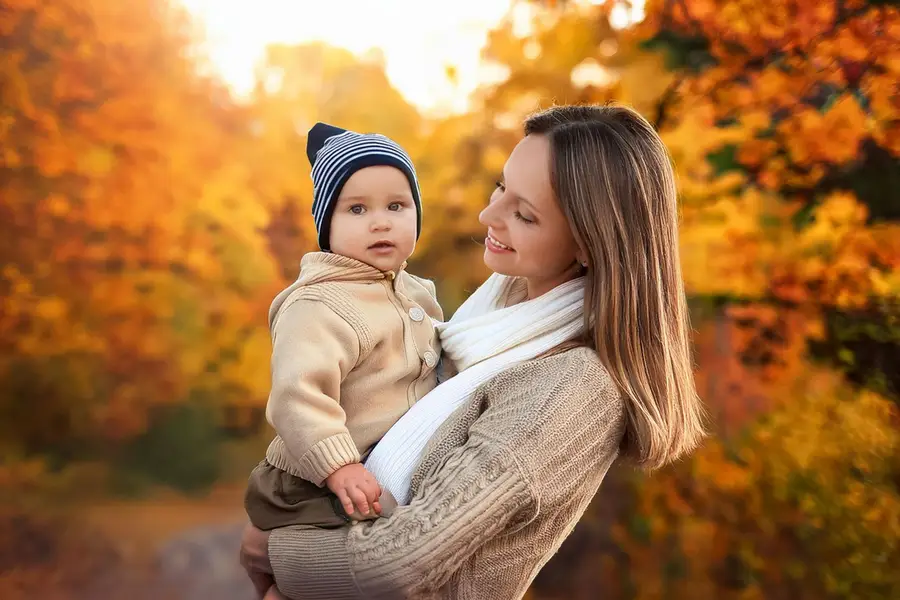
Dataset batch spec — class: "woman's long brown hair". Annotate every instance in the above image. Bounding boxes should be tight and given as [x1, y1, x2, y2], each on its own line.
[525, 104, 706, 469]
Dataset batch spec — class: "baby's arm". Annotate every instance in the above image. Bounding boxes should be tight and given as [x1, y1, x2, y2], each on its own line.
[267, 293, 363, 486]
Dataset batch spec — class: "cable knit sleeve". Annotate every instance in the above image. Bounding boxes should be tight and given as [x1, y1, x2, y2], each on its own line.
[268, 349, 624, 600]
[269, 441, 534, 599]
[266, 292, 364, 486]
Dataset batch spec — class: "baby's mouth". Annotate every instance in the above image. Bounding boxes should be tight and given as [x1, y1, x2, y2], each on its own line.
[368, 241, 395, 250]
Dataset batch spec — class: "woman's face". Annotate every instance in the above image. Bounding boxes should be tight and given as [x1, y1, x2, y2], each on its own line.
[479, 134, 583, 299]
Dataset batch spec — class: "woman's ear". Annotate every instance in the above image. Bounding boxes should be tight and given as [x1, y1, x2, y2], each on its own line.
[575, 245, 589, 269]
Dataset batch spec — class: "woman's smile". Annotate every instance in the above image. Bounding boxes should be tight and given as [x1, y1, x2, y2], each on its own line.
[485, 232, 513, 253]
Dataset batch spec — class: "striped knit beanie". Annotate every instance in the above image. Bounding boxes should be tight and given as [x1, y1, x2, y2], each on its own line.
[306, 122, 422, 251]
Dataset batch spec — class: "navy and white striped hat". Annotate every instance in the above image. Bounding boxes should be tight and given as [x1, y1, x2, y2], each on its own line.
[306, 122, 422, 251]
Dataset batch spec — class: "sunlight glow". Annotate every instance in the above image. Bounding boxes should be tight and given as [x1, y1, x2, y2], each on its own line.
[179, 0, 515, 115]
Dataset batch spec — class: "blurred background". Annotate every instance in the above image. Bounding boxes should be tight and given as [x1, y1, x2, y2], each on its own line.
[1, 0, 898, 598]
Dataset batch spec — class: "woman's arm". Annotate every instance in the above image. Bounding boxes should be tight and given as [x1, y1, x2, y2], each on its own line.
[268, 350, 623, 599]
[269, 439, 536, 599]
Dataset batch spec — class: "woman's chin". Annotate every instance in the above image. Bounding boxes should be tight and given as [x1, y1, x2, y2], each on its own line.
[483, 248, 518, 276]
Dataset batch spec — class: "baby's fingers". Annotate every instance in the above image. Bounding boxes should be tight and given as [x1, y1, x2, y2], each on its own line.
[363, 481, 383, 514]
[335, 487, 355, 517]
[349, 486, 370, 516]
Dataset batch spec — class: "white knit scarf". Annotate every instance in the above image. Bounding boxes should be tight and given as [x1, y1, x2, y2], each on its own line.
[365, 273, 586, 505]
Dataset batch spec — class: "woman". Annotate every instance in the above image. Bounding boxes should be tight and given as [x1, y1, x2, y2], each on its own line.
[240, 104, 707, 600]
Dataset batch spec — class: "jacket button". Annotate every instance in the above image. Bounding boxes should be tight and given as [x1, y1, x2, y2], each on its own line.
[408, 307, 425, 322]
[423, 351, 437, 368]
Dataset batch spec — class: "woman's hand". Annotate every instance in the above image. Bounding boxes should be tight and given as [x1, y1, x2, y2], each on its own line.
[239, 522, 275, 598]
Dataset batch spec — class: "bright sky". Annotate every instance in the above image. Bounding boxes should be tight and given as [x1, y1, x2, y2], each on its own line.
[178, 0, 519, 115]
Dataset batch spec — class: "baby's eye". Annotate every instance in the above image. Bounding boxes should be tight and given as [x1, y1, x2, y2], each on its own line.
[349, 204, 365, 215]
[388, 202, 403, 211]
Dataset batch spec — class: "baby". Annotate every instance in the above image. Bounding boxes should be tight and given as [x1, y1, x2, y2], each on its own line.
[244, 123, 442, 530]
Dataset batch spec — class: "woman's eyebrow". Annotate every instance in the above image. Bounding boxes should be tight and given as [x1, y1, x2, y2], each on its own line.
[516, 195, 540, 215]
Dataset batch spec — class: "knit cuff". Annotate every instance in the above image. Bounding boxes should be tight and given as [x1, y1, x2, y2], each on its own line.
[297, 433, 361, 486]
[269, 525, 360, 599]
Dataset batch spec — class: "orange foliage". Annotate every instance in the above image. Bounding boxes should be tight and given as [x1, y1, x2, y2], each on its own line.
[637, 0, 900, 302]
[0, 0, 271, 453]
[610, 1, 900, 596]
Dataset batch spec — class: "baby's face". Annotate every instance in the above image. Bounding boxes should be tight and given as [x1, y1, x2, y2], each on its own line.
[329, 165, 418, 273]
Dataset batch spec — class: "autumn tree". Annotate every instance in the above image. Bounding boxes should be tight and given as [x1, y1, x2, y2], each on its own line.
[0, 0, 275, 487]
[0, 0, 463, 492]
[619, 1, 900, 593]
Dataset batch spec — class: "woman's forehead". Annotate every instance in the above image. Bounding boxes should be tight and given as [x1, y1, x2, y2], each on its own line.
[506, 135, 554, 206]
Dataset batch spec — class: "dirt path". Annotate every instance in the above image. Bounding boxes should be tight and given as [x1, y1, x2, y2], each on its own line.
[156, 521, 254, 600]
[81, 485, 256, 600]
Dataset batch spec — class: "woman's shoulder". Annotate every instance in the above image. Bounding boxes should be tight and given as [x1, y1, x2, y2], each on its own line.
[504, 345, 612, 387]
[475, 346, 626, 482]
[484, 345, 623, 415]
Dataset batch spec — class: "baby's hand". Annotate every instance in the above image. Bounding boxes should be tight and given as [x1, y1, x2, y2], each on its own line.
[325, 463, 382, 518]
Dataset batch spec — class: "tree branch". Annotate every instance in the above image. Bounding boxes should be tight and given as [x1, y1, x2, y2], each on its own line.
[653, 77, 683, 130]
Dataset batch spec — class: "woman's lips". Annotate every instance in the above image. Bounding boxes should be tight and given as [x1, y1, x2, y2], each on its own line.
[486, 233, 513, 253]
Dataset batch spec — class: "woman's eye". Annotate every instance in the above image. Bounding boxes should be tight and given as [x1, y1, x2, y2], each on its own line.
[495, 180, 506, 192]
[514, 211, 535, 224]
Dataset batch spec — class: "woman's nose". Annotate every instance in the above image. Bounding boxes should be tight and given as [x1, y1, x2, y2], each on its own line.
[479, 196, 502, 228]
